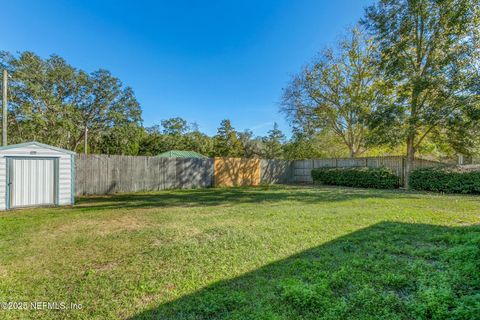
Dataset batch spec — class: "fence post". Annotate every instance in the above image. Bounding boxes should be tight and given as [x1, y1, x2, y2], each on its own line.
[311, 159, 315, 183]
[401, 157, 406, 187]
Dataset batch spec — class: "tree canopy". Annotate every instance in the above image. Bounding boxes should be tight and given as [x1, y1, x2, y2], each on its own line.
[2, 1, 479, 165]
[363, 0, 480, 185]
[282, 28, 389, 158]
[0, 51, 143, 155]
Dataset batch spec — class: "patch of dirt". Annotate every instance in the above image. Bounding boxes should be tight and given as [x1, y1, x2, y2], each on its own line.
[93, 262, 117, 272]
[151, 226, 203, 246]
[41, 214, 150, 239]
[94, 216, 148, 236]
[0, 265, 7, 277]
[163, 283, 176, 292]
[139, 292, 159, 305]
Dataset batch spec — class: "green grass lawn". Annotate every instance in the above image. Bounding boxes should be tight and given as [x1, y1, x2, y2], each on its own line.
[0, 185, 479, 319]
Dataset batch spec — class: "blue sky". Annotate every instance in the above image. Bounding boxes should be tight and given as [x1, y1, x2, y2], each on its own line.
[2, 0, 374, 137]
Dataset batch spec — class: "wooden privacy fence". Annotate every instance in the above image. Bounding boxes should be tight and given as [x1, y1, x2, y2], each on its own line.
[75, 155, 214, 195]
[75, 155, 444, 195]
[292, 156, 443, 185]
[260, 159, 293, 184]
[75, 155, 292, 195]
[214, 157, 261, 187]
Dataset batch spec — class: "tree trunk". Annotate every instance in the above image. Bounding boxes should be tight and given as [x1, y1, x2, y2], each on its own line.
[404, 133, 416, 189]
[349, 146, 356, 158]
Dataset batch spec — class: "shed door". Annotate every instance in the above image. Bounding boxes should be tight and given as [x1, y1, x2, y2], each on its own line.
[10, 159, 56, 208]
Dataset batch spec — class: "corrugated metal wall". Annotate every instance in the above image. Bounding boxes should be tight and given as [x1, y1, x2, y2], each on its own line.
[0, 144, 74, 210]
[10, 159, 55, 207]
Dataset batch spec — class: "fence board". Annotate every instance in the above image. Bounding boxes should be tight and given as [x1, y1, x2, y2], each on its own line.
[75, 155, 214, 195]
[292, 156, 444, 186]
[213, 157, 261, 187]
[260, 159, 293, 184]
[75, 154, 445, 195]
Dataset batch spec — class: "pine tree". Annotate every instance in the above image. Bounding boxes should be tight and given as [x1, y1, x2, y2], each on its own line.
[213, 119, 243, 157]
[262, 123, 286, 159]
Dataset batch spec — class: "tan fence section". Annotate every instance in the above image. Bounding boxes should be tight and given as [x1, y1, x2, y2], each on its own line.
[214, 157, 261, 187]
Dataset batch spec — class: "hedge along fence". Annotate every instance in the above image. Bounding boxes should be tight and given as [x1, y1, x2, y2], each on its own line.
[410, 166, 480, 194]
[312, 167, 400, 189]
[293, 156, 443, 186]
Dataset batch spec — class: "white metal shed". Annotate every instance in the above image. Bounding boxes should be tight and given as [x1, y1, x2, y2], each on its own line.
[0, 142, 76, 210]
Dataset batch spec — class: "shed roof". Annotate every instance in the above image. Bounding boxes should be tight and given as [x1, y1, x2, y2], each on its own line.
[157, 150, 208, 159]
[0, 141, 76, 155]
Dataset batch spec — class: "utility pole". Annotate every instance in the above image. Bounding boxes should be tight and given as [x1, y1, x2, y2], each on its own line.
[84, 126, 88, 155]
[2, 70, 7, 146]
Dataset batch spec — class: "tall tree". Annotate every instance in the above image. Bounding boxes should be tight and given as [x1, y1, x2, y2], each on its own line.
[238, 129, 262, 158]
[184, 129, 214, 156]
[79, 70, 143, 155]
[0, 51, 83, 147]
[0, 51, 143, 154]
[138, 120, 214, 156]
[262, 122, 286, 159]
[363, 0, 480, 187]
[161, 117, 189, 135]
[213, 119, 243, 157]
[283, 129, 349, 160]
[282, 28, 388, 158]
[159, 117, 190, 151]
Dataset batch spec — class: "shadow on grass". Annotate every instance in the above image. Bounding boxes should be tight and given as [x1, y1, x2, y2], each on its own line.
[75, 185, 422, 211]
[130, 221, 480, 320]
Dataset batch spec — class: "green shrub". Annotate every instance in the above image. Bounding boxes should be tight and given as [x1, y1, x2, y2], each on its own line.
[311, 167, 399, 189]
[410, 167, 480, 194]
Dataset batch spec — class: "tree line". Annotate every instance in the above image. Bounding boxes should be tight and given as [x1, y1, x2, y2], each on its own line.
[0, 51, 143, 155]
[139, 118, 289, 159]
[282, 0, 479, 186]
[0, 50, 389, 160]
[1, 0, 479, 180]
[0, 51, 289, 158]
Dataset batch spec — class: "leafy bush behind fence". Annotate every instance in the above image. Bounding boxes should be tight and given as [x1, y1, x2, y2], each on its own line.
[410, 167, 480, 194]
[311, 167, 399, 189]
